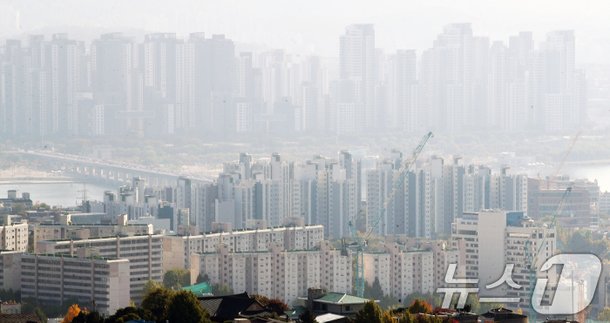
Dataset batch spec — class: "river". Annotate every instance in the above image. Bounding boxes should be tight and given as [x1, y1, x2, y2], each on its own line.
[0, 179, 117, 207]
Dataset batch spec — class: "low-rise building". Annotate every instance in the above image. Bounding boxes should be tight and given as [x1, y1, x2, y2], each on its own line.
[306, 288, 370, 317]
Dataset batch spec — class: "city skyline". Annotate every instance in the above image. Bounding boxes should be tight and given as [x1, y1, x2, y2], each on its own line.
[1, 0, 610, 65]
[0, 23, 589, 138]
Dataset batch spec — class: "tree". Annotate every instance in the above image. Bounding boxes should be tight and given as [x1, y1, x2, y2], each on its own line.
[106, 306, 152, 323]
[167, 290, 212, 323]
[163, 268, 191, 289]
[196, 273, 210, 284]
[401, 293, 441, 308]
[253, 294, 289, 314]
[299, 309, 318, 323]
[408, 299, 433, 314]
[364, 278, 385, 300]
[34, 307, 47, 323]
[598, 307, 610, 321]
[564, 230, 609, 259]
[143, 280, 164, 296]
[212, 283, 233, 296]
[141, 286, 175, 323]
[61, 304, 81, 323]
[72, 310, 103, 323]
[354, 300, 387, 323]
[397, 312, 414, 323]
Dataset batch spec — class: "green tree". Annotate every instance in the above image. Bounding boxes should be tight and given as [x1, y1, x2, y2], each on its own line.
[299, 309, 318, 323]
[354, 300, 386, 323]
[212, 283, 233, 296]
[72, 310, 103, 323]
[196, 273, 210, 284]
[106, 306, 152, 323]
[407, 299, 433, 314]
[34, 307, 47, 323]
[598, 307, 610, 321]
[167, 290, 211, 323]
[141, 286, 175, 323]
[163, 268, 191, 289]
[362, 278, 401, 309]
[364, 278, 385, 300]
[142, 280, 164, 295]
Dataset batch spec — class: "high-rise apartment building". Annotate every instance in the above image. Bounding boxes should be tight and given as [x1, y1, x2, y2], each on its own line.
[338, 24, 376, 131]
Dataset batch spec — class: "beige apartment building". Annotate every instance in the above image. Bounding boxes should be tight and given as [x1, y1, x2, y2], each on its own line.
[35, 234, 163, 302]
[192, 240, 350, 305]
[20, 253, 130, 315]
[163, 224, 324, 270]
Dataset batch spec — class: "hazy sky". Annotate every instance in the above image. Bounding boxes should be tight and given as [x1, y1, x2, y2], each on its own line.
[1, 0, 609, 64]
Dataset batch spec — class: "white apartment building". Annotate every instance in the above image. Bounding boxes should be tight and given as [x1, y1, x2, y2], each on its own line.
[451, 210, 556, 309]
[363, 244, 434, 300]
[0, 216, 28, 252]
[33, 222, 153, 245]
[319, 241, 353, 295]
[192, 241, 349, 305]
[20, 254, 130, 315]
[163, 225, 324, 271]
[35, 234, 163, 302]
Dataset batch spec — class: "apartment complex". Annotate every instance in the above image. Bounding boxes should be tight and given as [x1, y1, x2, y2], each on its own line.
[33, 222, 153, 245]
[35, 234, 163, 302]
[163, 225, 324, 270]
[20, 254, 130, 315]
[192, 241, 351, 305]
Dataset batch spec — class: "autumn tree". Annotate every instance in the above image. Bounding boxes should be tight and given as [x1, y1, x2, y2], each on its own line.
[253, 294, 289, 314]
[167, 290, 211, 323]
[353, 300, 392, 323]
[408, 299, 433, 314]
[61, 304, 81, 323]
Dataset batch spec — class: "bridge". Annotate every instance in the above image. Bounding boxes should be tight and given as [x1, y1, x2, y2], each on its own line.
[7, 150, 212, 187]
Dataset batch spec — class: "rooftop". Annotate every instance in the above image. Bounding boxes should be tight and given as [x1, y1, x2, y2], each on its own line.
[314, 292, 369, 305]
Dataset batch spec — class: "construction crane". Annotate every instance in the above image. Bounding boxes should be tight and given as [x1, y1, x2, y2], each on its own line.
[348, 131, 434, 297]
[526, 186, 572, 322]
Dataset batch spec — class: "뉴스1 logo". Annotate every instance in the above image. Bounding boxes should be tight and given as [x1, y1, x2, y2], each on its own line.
[436, 253, 602, 315]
